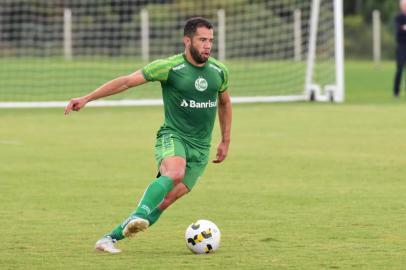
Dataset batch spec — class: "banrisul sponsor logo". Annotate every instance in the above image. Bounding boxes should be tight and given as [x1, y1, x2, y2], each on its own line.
[194, 77, 208, 91]
[181, 99, 189, 107]
[180, 99, 217, 108]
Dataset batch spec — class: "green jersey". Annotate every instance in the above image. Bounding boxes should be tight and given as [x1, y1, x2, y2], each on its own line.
[142, 53, 229, 148]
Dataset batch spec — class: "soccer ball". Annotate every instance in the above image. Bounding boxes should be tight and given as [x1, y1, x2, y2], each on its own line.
[185, 219, 221, 254]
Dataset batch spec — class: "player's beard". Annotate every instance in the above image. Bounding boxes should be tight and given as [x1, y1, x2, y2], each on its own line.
[189, 42, 209, 64]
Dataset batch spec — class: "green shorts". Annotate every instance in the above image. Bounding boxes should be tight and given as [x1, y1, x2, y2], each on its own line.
[155, 132, 209, 191]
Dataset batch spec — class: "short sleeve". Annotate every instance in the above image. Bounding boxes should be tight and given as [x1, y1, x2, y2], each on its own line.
[219, 65, 229, 92]
[141, 59, 171, 82]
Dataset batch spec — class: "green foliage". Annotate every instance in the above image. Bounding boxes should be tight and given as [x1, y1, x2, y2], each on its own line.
[344, 16, 373, 59]
[359, 0, 399, 24]
[344, 0, 401, 59]
[344, 15, 396, 60]
[344, 0, 399, 22]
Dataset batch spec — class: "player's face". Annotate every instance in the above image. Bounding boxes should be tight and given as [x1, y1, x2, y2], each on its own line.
[402, 0, 406, 14]
[189, 27, 214, 64]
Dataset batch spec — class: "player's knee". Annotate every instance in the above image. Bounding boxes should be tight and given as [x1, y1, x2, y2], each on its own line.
[160, 157, 186, 185]
[164, 170, 185, 185]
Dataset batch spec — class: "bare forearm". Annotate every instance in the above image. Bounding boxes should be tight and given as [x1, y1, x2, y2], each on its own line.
[218, 101, 232, 143]
[65, 70, 147, 114]
[84, 76, 132, 102]
[82, 70, 147, 102]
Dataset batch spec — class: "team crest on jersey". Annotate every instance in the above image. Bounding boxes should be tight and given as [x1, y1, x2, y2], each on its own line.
[195, 77, 208, 91]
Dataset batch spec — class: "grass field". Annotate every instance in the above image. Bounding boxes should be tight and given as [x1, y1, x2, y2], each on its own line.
[1, 61, 406, 269]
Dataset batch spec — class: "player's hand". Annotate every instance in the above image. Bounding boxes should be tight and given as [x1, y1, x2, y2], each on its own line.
[212, 141, 229, 163]
[64, 97, 88, 115]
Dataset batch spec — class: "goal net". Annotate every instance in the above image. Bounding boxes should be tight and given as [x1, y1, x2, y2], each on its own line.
[0, 0, 344, 108]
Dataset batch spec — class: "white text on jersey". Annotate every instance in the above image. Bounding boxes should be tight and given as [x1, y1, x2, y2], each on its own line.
[180, 99, 217, 108]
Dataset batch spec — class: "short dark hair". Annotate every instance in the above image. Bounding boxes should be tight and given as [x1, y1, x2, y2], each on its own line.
[183, 17, 213, 37]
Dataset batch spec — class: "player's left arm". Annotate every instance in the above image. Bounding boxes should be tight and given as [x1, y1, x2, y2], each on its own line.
[213, 90, 232, 163]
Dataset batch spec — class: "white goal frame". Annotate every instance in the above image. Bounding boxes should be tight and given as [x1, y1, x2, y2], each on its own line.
[305, 0, 344, 103]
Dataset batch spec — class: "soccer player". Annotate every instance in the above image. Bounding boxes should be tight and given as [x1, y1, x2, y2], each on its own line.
[64, 17, 232, 253]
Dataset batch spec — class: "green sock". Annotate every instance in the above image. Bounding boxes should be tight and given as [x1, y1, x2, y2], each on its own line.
[105, 176, 173, 241]
[107, 207, 164, 241]
[146, 207, 163, 226]
[134, 176, 173, 218]
[107, 207, 165, 241]
[107, 224, 125, 241]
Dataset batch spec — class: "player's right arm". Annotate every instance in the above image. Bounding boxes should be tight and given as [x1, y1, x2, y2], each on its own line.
[64, 70, 147, 115]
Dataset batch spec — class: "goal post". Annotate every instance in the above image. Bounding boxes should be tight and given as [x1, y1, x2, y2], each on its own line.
[306, 0, 344, 102]
[0, 0, 344, 108]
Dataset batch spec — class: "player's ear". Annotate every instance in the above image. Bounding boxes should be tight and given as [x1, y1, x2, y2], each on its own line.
[183, 35, 191, 47]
